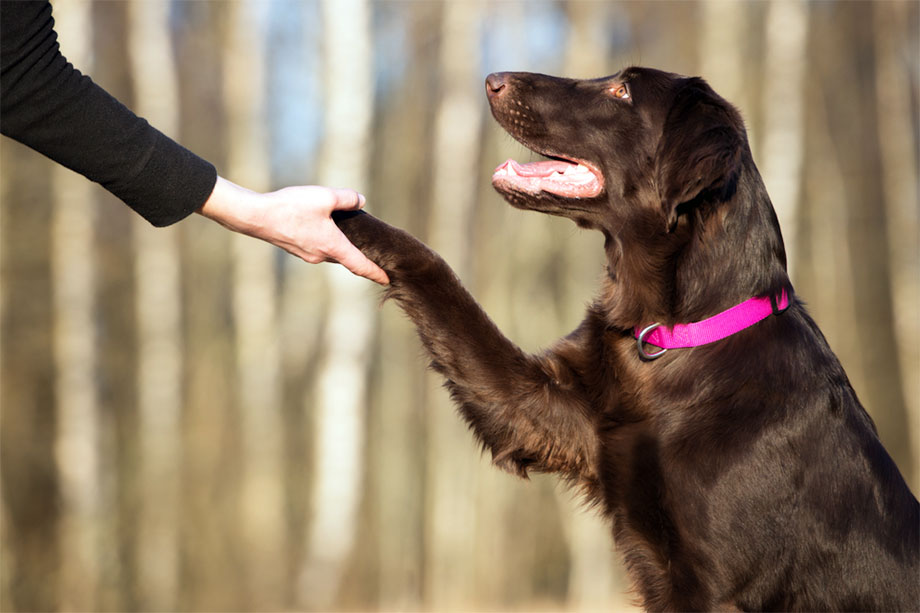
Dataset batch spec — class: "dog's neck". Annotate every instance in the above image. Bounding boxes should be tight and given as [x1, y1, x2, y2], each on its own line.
[599, 155, 790, 331]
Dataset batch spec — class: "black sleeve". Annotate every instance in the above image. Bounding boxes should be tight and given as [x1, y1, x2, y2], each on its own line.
[0, 1, 217, 227]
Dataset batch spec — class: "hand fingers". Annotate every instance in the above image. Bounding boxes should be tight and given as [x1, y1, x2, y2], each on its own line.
[322, 231, 390, 285]
[329, 188, 367, 211]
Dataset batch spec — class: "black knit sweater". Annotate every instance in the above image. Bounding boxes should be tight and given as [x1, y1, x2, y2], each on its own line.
[0, 1, 217, 227]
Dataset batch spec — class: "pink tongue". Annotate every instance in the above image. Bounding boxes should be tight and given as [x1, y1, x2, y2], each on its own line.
[508, 158, 576, 177]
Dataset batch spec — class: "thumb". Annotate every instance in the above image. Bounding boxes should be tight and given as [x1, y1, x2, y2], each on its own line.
[323, 230, 390, 285]
[330, 188, 367, 212]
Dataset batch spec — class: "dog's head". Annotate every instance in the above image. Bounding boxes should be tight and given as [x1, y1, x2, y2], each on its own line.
[487, 67, 746, 235]
[487, 67, 788, 325]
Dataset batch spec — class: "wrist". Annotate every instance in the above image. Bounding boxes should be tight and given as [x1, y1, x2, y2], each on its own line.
[197, 176, 264, 234]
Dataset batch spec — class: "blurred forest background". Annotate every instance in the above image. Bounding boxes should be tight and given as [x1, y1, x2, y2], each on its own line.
[1, 0, 918, 611]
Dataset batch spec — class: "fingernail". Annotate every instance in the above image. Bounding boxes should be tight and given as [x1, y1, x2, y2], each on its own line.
[358, 193, 367, 208]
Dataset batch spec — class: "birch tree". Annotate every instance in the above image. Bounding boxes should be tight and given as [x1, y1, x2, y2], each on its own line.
[699, 0, 748, 114]
[760, 0, 809, 280]
[423, 2, 486, 609]
[127, 2, 184, 608]
[299, 0, 375, 607]
[51, 1, 101, 609]
[0, 139, 60, 613]
[368, 5, 441, 608]
[167, 3, 242, 607]
[874, 0, 919, 490]
[811, 3, 912, 482]
[798, 61, 862, 404]
[224, 1, 286, 605]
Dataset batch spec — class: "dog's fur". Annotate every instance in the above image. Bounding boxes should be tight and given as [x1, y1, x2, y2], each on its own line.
[333, 68, 919, 611]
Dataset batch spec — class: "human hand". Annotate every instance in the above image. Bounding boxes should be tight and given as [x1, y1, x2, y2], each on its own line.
[198, 176, 389, 285]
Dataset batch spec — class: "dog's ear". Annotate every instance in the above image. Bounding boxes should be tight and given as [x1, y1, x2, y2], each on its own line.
[655, 79, 744, 231]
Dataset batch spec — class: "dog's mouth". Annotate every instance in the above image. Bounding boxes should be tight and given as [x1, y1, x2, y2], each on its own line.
[491, 154, 604, 200]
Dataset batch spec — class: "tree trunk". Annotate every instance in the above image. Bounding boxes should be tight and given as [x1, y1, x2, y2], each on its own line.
[127, 2, 184, 608]
[298, 0, 375, 607]
[50, 1, 102, 610]
[0, 121, 59, 613]
[224, 1, 286, 606]
[873, 0, 919, 490]
[811, 3, 912, 484]
[171, 2, 241, 609]
[760, 0, 808, 279]
[367, 5, 442, 609]
[699, 0, 748, 113]
[423, 2, 487, 609]
[798, 62, 863, 391]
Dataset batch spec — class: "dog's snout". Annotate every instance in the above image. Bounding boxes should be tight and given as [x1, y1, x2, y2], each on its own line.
[486, 72, 508, 99]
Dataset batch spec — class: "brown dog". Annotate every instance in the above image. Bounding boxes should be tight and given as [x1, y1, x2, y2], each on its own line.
[334, 67, 919, 611]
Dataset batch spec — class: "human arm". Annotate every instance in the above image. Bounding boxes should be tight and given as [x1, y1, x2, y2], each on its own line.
[2, 2, 387, 283]
[0, 0, 215, 226]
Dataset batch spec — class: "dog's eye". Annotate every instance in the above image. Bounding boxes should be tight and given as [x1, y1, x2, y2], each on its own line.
[611, 84, 630, 100]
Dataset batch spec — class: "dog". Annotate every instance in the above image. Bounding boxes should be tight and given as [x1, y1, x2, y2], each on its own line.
[333, 67, 919, 611]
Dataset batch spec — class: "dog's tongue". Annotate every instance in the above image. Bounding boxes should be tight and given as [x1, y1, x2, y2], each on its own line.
[500, 158, 575, 177]
[492, 157, 603, 198]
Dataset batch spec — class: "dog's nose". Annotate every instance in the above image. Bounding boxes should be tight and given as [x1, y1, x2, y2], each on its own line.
[485, 72, 508, 99]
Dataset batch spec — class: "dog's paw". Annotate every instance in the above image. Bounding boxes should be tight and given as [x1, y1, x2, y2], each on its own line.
[332, 210, 441, 281]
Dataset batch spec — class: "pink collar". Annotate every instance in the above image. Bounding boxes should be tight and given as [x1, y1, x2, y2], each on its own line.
[634, 289, 791, 360]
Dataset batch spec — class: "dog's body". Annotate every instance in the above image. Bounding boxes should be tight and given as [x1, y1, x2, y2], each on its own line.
[333, 68, 919, 611]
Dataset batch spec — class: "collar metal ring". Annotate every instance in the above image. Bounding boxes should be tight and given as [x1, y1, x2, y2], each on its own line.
[637, 322, 668, 360]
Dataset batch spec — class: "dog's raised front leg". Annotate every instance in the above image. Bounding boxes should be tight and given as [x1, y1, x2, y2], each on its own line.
[333, 211, 598, 485]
